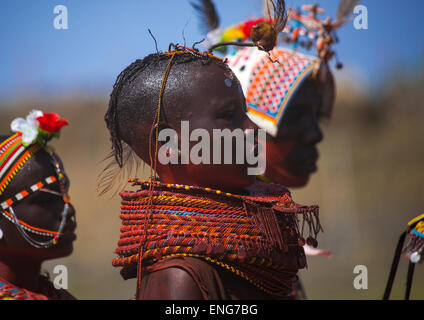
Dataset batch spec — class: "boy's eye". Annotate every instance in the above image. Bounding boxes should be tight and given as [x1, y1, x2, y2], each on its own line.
[218, 110, 233, 121]
[285, 102, 314, 121]
[217, 103, 236, 122]
[60, 177, 70, 193]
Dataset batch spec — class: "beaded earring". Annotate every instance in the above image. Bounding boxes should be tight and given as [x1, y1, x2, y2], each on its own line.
[165, 147, 180, 158]
[0, 214, 3, 240]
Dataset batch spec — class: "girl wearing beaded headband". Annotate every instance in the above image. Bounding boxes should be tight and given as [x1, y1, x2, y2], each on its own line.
[0, 110, 76, 300]
[102, 43, 322, 300]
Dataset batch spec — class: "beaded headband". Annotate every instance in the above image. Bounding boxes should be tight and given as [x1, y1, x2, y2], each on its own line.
[0, 174, 70, 241]
[226, 46, 319, 137]
[1, 176, 58, 210]
[0, 110, 68, 197]
[0, 134, 41, 197]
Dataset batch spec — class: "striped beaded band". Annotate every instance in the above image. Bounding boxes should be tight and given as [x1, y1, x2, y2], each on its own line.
[0, 133, 41, 197]
[0, 210, 59, 237]
[0, 176, 57, 210]
[128, 178, 298, 207]
[0, 176, 62, 237]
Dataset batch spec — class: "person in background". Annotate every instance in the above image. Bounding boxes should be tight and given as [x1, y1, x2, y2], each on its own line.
[0, 110, 76, 300]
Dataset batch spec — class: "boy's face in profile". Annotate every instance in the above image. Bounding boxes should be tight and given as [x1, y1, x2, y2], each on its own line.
[158, 61, 260, 190]
[265, 77, 325, 187]
[0, 151, 76, 258]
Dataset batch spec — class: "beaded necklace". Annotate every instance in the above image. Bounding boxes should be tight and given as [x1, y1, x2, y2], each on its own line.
[114, 179, 321, 297]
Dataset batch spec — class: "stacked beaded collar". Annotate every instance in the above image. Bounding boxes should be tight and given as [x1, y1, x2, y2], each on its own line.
[0, 111, 71, 248]
[113, 179, 321, 297]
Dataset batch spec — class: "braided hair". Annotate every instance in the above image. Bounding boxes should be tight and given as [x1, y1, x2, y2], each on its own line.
[105, 47, 231, 167]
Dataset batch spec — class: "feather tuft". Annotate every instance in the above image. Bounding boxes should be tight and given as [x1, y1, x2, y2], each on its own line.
[337, 0, 361, 22]
[190, 0, 220, 34]
[97, 142, 144, 198]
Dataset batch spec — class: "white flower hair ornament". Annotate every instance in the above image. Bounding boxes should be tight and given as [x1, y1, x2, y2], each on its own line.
[10, 110, 69, 146]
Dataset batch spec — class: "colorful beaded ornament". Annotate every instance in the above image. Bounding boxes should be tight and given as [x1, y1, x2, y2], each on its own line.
[384, 213, 424, 300]
[0, 276, 74, 300]
[404, 214, 424, 264]
[226, 46, 319, 136]
[0, 134, 41, 197]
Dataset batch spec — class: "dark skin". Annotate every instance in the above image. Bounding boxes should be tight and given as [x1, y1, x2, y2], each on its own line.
[139, 261, 276, 300]
[129, 60, 269, 299]
[264, 72, 335, 187]
[0, 149, 76, 293]
[132, 61, 258, 192]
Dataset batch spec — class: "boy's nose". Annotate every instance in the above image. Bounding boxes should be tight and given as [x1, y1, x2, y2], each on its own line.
[66, 203, 77, 225]
[300, 121, 323, 145]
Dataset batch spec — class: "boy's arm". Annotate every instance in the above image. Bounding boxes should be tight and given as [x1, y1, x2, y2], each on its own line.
[137, 267, 204, 300]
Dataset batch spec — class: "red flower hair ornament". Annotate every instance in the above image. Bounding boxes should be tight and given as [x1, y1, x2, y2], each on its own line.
[10, 110, 69, 146]
[36, 113, 69, 134]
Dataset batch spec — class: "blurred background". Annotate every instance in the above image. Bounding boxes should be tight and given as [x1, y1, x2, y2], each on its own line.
[0, 0, 423, 299]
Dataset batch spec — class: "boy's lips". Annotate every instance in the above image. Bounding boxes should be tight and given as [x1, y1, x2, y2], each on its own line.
[60, 233, 77, 242]
[59, 220, 77, 242]
[62, 219, 77, 234]
[296, 161, 318, 174]
[285, 146, 319, 175]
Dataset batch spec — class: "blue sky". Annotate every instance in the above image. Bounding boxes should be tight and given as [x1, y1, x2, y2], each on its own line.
[0, 0, 423, 101]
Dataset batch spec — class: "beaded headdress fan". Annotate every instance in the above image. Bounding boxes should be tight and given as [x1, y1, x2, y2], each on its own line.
[193, 0, 360, 136]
